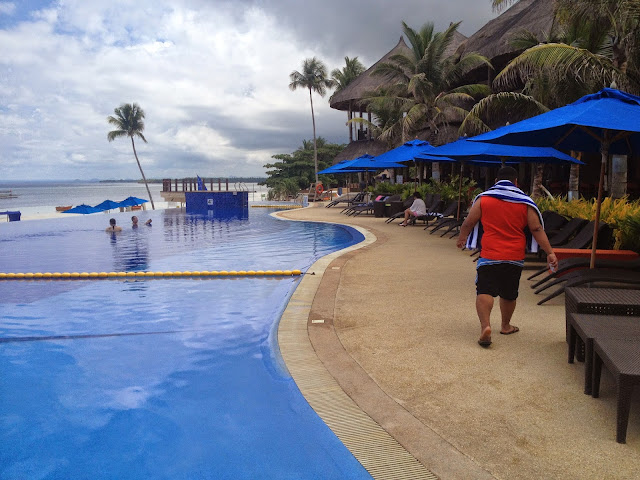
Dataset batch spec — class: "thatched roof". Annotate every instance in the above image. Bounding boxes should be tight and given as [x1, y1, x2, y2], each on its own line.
[330, 37, 410, 111]
[455, 0, 555, 78]
[332, 139, 388, 164]
[329, 30, 468, 112]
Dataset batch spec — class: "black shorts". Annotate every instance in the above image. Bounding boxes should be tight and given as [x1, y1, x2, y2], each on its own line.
[476, 263, 523, 300]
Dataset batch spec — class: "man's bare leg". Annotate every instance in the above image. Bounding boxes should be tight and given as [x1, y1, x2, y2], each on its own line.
[476, 294, 493, 343]
[499, 298, 518, 334]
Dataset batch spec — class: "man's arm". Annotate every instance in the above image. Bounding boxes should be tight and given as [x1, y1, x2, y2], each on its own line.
[456, 200, 482, 249]
[527, 207, 558, 270]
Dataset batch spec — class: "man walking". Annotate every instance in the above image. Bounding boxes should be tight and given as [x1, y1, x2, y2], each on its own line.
[456, 167, 558, 347]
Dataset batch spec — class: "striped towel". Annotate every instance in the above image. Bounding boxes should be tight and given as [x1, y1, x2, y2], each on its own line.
[465, 180, 544, 252]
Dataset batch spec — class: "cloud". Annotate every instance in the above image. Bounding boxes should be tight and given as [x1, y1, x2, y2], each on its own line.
[0, 0, 497, 180]
[0, 2, 15, 16]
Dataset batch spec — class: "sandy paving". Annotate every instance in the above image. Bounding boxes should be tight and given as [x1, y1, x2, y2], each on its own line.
[278, 203, 640, 480]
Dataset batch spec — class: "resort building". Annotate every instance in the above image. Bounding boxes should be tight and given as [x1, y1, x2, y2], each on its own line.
[329, 0, 639, 199]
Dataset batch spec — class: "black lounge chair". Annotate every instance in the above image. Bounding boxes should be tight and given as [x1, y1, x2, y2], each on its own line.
[536, 269, 640, 305]
[386, 193, 441, 224]
[548, 217, 589, 247]
[542, 210, 570, 237]
[326, 192, 364, 208]
[429, 202, 466, 236]
[555, 221, 609, 250]
[529, 257, 640, 287]
[411, 199, 456, 228]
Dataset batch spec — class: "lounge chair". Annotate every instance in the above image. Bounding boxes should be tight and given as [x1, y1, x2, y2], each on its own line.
[529, 257, 640, 287]
[326, 192, 363, 208]
[542, 210, 570, 237]
[548, 217, 589, 247]
[408, 199, 455, 227]
[536, 269, 640, 305]
[553, 221, 609, 249]
[429, 202, 466, 236]
[386, 193, 441, 224]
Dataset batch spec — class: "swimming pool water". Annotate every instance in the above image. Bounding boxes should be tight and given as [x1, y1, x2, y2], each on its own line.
[0, 208, 371, 479]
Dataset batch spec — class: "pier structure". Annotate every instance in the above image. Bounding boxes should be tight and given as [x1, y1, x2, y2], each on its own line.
[160, 178, 250, 203]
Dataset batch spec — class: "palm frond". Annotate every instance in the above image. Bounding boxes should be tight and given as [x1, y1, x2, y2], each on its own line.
[495, 43, 619, 91]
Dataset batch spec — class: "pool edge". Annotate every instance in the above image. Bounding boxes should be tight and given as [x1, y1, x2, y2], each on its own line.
[275, 213, 438, 480]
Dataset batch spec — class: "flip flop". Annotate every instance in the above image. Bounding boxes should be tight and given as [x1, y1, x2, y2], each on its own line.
[500, 326, 519, 335]
[478, 339, 492, 347]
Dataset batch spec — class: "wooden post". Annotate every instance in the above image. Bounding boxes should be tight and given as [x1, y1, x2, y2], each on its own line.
[226, 179, 229, 191]
[348, 103, 353, 142]
[174, 179, 178, 192]
[218, 178, 221, 191]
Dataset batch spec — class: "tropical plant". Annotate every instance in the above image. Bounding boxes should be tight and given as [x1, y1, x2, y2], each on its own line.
[491, 1, 640, 95]
[107, 103, 155, 210]
[348, 86, 406, 148]
[289, 58, 335, 185]
[370, 21, 492, 143]
[330, 56, 366, 95]
[535, 195, 640, 250]
[262, 137, 345, 196]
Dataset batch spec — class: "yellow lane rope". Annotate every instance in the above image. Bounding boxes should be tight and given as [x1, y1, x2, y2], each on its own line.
[0, 270, 303, 280]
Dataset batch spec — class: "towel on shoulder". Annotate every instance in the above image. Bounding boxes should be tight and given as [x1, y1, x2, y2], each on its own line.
[465, 180, 544, 252]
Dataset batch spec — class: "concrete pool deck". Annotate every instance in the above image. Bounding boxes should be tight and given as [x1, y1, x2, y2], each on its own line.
[276, 203, 640, 480]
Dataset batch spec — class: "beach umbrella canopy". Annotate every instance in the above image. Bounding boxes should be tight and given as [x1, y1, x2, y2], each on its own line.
[373, 139, 442, 164]
[93, 199, 122, 211]
[318, 159, 366, 174]
[119, 196, 149, 207]
[469, 87, 640, 267]
[416, 138, 584, 165]
[417, 139, 583, 220]
[340, 154, 407, 171]
[61, 204, 103, 214]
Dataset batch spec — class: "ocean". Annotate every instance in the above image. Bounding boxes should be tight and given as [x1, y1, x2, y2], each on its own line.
[0, 181, 269, 220]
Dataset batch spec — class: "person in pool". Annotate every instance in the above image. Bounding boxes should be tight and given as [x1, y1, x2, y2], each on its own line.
[131, 216, 152, 228]
[106, 218, 122, 232]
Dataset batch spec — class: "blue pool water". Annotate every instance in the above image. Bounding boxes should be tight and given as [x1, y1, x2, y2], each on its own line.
[0, 208, 371, 479]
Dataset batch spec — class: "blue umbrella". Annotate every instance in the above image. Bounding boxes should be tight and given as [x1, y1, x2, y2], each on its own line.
[416, 138, 584, 165]
[469, 87, 640, 267]
[119, 196, 149, 207]
[318, 159, 365, 174]
[61, 204, 103, 214]
[341, 154, 406, 171]
[373, 139, 442, 163]
[94, 199, 122, 211]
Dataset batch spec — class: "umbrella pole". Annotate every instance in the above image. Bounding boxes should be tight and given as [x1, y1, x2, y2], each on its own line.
[457, 162, 464, 220]
[591, 136, 609, 269]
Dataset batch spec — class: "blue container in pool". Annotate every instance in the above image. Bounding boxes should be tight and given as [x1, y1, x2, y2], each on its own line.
[0, 208, 371, 479]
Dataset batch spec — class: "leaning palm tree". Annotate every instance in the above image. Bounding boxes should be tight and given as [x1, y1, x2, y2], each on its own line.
[107, 103, 155, 210]
[289, 58, 335, 184]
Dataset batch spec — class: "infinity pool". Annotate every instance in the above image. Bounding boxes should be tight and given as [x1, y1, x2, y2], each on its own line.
[0, 208, 371, 479]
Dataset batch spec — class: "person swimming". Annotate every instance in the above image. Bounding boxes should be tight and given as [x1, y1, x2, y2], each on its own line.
[106, 218, 122, 232]
[131, 215, 151, 227]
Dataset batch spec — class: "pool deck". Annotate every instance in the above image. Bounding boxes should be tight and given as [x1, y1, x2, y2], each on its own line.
[276, 203, 640, 480]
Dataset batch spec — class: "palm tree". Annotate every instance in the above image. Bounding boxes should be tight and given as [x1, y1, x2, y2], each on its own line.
[373, 21, 492, 142]
[289, 58, 335, 185]
[330, 56, 366, 94]
[107, 103, 155, 210]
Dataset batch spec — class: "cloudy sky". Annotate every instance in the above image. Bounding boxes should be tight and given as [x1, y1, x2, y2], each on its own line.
[0, 0, 498, 181]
